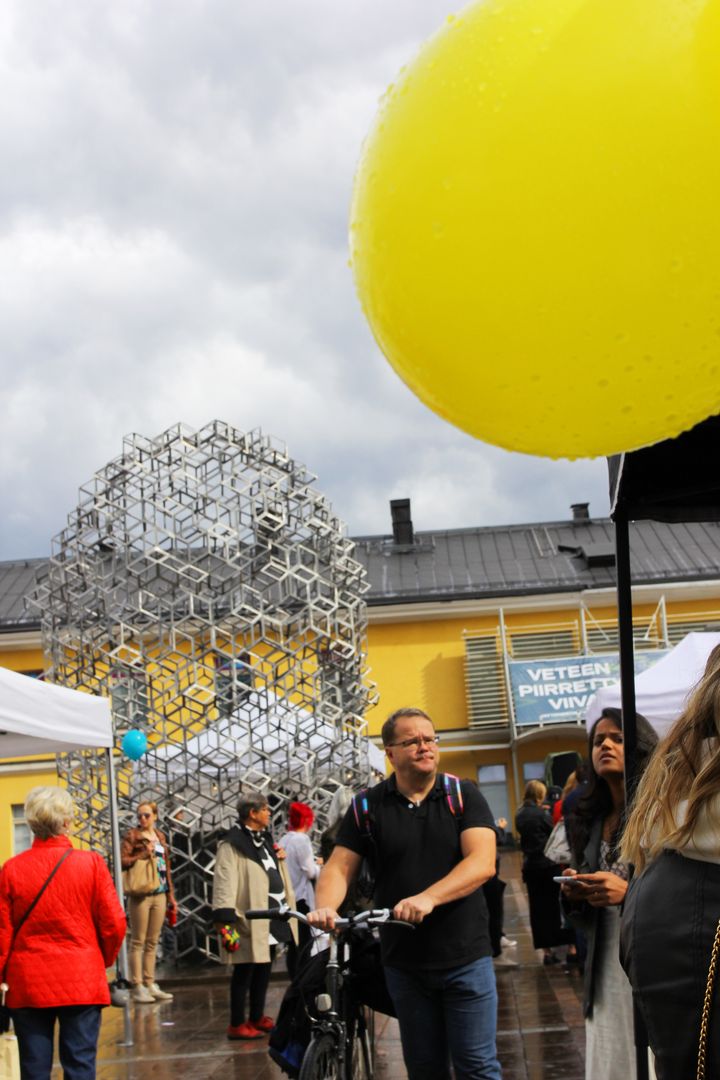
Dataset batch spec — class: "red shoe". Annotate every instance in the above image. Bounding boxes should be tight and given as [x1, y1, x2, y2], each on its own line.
[252, 1015, 274, 1032]
[227, 1022, 263, 1040]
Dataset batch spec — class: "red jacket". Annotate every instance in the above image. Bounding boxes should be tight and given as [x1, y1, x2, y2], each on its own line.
[0, 834, 126, 1008]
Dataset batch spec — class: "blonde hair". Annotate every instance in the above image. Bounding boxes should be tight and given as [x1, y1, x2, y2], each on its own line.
[138, 800, 158, 816]
[621, 644, 720, 871]
[523, 779, 547, 805]
[25, 786, 74, 839]
[561, 771, 578, 799]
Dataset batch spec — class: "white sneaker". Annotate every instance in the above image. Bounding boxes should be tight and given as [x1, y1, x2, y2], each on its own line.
[493, 953, 519, 967]
[148, 982, 173, 1001]
[500, 935, 517, 948]
[132, 985, 155, 1004]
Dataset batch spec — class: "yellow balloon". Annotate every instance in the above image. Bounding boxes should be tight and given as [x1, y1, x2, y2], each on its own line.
[351, 0, 720, 459]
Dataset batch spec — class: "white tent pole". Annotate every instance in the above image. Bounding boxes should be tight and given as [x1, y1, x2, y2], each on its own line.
[105, 747, 134, 1048]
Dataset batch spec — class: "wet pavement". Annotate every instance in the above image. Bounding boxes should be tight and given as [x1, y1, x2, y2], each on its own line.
[55, 851, 587, 1078]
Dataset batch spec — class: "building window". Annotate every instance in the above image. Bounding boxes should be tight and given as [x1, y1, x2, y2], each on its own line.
[522, 761, 545, 782]
[477, 764, 509, 826]
[464, 633, 509, 729]
[12, 805, 32, 855]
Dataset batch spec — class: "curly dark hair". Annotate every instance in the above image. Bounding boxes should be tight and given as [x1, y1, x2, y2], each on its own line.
[570, 707, 658, 863]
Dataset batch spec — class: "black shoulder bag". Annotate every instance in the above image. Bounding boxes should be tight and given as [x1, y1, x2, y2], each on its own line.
[0, 849, 73, 1032]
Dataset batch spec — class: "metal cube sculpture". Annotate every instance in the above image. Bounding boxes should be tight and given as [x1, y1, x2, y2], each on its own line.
[30, 421, 377, 960]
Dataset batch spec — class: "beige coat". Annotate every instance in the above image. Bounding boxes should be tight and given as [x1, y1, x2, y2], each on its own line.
[212, 838, 298, 964]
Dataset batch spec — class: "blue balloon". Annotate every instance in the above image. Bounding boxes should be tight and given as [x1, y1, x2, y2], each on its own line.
[121, 729, 148, 761]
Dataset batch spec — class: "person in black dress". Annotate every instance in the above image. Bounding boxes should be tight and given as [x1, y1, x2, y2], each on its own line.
[515, 779, 573, 964]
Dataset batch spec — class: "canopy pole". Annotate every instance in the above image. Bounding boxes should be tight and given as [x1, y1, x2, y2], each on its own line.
[614, 509, 649, 1080]
[105, 747, 134, 1048]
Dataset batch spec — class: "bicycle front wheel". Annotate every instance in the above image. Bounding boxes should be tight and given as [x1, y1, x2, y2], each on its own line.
[348, 1008, 374, 1080]
[299, 1032, 342, 1080]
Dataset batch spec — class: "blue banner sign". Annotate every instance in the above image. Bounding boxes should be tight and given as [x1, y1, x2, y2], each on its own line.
[508, 651, 666, 727]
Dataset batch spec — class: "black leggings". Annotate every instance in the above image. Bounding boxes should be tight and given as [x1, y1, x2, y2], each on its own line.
[230, 946, 276, 1025]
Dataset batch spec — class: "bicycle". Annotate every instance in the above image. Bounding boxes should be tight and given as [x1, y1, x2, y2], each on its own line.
[246, 905, 413, 1080]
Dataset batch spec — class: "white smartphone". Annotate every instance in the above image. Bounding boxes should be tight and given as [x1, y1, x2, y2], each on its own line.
[554, 875, 589, 886]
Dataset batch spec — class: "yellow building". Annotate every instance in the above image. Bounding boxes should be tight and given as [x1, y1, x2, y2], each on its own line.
[356, 500, 720, 824]
[2, 499, 720, 849]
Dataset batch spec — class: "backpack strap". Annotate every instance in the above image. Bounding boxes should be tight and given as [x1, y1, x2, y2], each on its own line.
[441, 773, 464, 818]
[351, 789, 373, 836]
[354, 777, 465, 827]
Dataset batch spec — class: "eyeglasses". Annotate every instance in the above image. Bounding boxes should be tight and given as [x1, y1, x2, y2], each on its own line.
[386, 735, 440, 750]
[138, 812, 152, 819]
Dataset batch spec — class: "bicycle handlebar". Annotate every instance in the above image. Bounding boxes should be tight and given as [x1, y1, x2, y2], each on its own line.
[245, 905, 415, 930]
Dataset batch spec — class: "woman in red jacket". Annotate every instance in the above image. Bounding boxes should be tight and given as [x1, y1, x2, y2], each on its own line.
[0, 785, 126, 1080]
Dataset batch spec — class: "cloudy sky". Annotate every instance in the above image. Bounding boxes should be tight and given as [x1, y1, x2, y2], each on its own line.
[0, 0, 608, 560]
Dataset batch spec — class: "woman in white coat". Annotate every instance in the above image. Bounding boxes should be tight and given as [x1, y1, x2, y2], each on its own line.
[212, 794, 297, 1041]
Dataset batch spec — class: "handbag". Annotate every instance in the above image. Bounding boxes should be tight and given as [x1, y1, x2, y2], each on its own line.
[544, 819, 572, 866]
[0, 1033, 20, 1080]
[109, 977, 131, 1007]
[122, 854, 160, 897]
[697, 915, 720, 1079]
[0, 849, 73, 1033]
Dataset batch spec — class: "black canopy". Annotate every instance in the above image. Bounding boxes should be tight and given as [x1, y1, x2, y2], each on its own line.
[609, 414, 720, 524]
[606, 412, 720, 1080]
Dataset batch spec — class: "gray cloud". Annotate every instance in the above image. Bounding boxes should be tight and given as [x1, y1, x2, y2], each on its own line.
[0, 0, 609, 559]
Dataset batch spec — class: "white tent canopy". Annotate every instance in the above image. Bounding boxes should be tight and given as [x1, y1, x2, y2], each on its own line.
[0, 665, 113, 758]
[152, 689, 386, 776]
[584, 631, 720, 738]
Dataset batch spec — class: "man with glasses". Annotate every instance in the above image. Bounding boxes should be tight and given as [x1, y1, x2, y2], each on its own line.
[309, 707, 501, 1079]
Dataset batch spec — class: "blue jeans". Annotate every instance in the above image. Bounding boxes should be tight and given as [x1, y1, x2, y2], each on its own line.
[11, 1005, 102, 1080]
[385, 956, 501, 1080]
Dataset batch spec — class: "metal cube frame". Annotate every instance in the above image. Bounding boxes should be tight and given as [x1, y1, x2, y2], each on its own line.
[30, 421, 377, 961]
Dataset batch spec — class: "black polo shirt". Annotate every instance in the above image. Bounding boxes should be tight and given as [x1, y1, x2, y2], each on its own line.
[335, 773, 496, 971]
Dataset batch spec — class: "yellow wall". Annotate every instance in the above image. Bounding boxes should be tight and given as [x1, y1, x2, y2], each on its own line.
[0, 765, 61, 865]
[0, 648, 44, 672]
[365, 613, 498, 734]
[2, 586, 720, 851]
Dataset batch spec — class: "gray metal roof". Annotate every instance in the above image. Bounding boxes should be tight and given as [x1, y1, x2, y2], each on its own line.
[0, 558, 47, 628]
[2, 516, 720, 627]
[352, 517, 720, 604]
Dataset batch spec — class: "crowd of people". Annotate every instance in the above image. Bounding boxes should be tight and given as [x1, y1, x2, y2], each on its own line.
[5, 653, 720, 1078]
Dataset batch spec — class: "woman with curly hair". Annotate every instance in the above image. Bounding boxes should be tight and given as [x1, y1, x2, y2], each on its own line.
[620, 645, 720, 1079]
